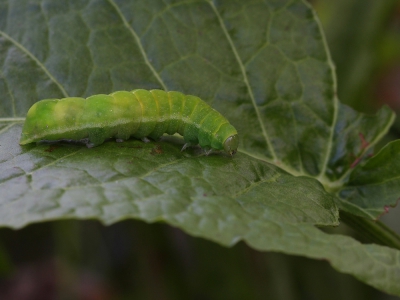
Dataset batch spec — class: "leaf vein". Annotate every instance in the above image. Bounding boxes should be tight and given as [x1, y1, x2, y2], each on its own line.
[208, 0, 277, 161]
[0, 31, 69, 98]
[106, 0, 168, 91]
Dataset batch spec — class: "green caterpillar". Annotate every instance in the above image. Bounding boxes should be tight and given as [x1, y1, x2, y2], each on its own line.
[19, 89, 239, 155]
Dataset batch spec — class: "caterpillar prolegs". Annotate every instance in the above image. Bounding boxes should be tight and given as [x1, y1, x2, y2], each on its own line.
[19, 89, 239, 155]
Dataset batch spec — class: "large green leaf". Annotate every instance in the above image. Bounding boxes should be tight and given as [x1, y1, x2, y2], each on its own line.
[0, 133, 338, 229]
[0, 0, 400, 295]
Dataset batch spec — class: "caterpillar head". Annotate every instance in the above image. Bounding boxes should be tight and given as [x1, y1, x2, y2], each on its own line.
[223, 134, 238, 155]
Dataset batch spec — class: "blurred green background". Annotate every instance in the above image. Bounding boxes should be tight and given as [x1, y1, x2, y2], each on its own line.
[312, 0, 400, 245]
[1, 0, 400, 299]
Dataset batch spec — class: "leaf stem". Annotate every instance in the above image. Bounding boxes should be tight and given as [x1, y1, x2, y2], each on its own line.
[340, 211, 400, 250]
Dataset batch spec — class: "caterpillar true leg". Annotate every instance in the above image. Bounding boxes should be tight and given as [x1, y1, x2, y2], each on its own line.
[181, 142, 193, 152]
[203, 147, 213, 156]
[141, 137, 151, 143]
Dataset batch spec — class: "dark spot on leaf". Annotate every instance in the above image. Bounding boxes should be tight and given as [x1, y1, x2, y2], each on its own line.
[376, 198, 400, 220]
[359, 133, 370, 150]
[44, 145, 59, 153]
[350, 157, 362, 168]
[151, 145, 163, 155]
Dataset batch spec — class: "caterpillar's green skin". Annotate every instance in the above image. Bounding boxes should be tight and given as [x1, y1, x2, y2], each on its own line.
[19, 89, 239, 155]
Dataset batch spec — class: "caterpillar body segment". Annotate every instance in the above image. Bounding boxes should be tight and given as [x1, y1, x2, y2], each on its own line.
[19, 89, 239, 155]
